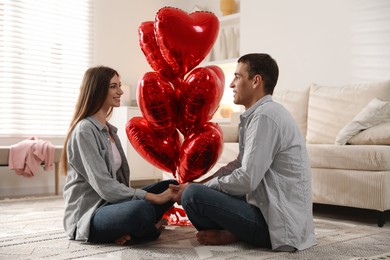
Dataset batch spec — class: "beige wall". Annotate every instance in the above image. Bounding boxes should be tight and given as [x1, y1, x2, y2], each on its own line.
[241, 0, 354, 89]
[93, 0, 390, 94]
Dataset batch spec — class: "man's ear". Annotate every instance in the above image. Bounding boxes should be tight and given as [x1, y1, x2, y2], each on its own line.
[253, 74, 263, 87]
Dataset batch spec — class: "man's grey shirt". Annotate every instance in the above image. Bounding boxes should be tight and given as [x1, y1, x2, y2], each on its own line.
[205, 95, 316, 251]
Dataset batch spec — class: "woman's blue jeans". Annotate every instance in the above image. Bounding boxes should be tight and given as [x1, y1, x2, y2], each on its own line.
[182, 183, 271, 248]
[88, 179, 177, 243]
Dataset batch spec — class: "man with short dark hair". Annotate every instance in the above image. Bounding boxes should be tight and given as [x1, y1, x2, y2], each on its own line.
[171, 53, 316, 251]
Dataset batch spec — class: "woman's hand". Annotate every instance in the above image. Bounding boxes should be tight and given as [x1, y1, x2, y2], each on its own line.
[145, 188, 175, 205]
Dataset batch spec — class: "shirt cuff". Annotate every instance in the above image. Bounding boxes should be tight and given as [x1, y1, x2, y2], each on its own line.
[133, 188, 147, 200]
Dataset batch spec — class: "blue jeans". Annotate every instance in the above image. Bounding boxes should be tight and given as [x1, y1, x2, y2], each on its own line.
[88, 179, 177, 243]
[182, 183, 271, 248]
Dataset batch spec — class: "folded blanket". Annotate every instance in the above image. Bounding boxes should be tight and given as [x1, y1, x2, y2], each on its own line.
[8, 137, 55, 177]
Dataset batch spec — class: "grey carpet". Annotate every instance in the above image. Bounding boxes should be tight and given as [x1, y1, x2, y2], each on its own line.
[1, 196, 390, 259]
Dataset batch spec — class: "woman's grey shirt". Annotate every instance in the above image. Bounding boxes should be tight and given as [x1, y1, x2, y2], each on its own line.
[205, 95, 316, 251]
[63, 116, 147, 241]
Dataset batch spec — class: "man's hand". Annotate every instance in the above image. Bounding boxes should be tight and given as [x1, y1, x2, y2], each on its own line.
[169, 182, 191, 205]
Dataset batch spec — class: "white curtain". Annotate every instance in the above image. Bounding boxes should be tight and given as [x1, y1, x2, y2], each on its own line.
[352, 0, 390, 82]
[0, 0, 93, 137]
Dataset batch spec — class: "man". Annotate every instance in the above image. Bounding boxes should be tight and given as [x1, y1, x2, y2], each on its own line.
[170, 53, 316, 251]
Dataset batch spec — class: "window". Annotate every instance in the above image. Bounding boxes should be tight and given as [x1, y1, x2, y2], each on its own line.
[352, 0, 390, 82]
[0, 0, 93, 137]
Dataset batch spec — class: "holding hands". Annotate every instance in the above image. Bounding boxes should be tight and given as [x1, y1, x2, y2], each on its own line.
[145, 187, 176, 205]
[169, 182, 191, 204]
[144, 182, 191, 205]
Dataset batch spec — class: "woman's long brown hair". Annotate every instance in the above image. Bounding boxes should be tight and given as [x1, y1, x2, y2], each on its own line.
[60, 66, 119, 175]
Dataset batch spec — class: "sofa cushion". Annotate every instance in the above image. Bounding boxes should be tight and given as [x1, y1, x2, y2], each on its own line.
[306, 80, 390, 144]
[219, 124, 238, 142]
[307, 144, 390, 171]
[335, 98, 390, 145]
[348, 122, 390, 145]
[273, 87, 310, 138]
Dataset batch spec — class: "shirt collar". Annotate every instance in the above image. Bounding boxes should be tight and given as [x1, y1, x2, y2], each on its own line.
[86, 116, 118, 134]
[241, 94, 273, 120]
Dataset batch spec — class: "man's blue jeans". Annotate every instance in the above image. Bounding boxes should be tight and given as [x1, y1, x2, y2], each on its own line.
[88, 179, 177, 243]
[182, 183, 271, 248]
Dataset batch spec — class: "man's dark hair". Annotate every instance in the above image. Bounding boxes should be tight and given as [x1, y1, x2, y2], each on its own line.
[238, 53, 279, 95]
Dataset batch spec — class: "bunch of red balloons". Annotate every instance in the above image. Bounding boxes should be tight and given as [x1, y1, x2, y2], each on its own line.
[126, 7, 225, 183]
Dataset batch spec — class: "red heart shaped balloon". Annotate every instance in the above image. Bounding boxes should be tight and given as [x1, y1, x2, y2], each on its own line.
[177, 122, 223, 183]
[155, 7, 219, 78]
[177, 66, 225, 136]
[126, 117, 180, 175]
[207, 65, 226, 84]
[138, 21, 178, 80]
[137, 72, 178, 135]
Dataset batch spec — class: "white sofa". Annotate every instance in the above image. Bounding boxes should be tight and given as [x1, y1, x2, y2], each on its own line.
[216, 79, 390, 227]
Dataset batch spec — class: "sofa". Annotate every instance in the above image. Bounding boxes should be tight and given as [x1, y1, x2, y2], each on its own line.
[216, 79, 390, 227]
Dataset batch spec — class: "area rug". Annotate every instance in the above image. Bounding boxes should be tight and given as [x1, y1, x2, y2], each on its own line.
[0, 196, 390, 260]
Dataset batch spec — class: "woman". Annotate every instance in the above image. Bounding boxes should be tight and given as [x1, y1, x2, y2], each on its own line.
[60, 66, 177, 245]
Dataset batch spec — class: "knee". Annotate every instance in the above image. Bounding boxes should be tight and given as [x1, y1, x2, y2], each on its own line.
[131, 201, 155, 225]
[161, 179, 179, 188]
[167, 179, 179, 185]
[182, 183, 206, 206]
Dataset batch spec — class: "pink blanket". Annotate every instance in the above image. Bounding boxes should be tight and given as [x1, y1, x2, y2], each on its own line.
[8, 137, 55, 177]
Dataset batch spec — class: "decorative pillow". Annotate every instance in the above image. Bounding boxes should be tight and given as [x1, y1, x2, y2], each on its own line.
[306, 80, 390, 144]
[335, 98, 390, 145]
[273, 87, 310, 139]
[348, 122, 390, 145]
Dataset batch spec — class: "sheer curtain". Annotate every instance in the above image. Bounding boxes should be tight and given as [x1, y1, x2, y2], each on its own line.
[0, 0, 93, 137]
[352, 0, 390, 82]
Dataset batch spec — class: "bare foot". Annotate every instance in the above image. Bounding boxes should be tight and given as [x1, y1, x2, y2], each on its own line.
[114, 234, 131, 245]
[196, 230, 239, 245]
[156, 218, 168, 231]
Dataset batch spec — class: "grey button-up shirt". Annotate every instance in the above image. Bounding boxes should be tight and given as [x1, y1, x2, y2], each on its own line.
[63, 116, 147, 241]
[205, 95, 316, 251]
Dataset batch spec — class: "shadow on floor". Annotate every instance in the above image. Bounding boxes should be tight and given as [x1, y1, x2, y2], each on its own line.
[313, 203, 390, 228]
